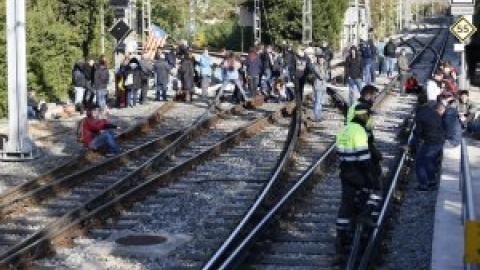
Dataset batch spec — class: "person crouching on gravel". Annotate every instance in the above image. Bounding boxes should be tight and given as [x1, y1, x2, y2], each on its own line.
[80, 108, 122, 154]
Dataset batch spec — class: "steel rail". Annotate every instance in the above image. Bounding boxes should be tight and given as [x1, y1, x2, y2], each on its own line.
[0, 103, 291, 269]
[201, 82, 302, 270]
[0, 101, 175, 204]
[206, 27, 443, 270]
[461, 138, 478, 270]
[354, 28, 450, 270]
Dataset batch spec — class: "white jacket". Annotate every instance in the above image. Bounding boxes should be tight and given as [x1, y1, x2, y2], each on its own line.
[426, 79, 441, 102]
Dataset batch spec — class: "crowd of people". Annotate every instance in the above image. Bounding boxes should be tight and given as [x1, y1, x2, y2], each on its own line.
[65, 40, 336, 116]
[334, 55, 478, 267]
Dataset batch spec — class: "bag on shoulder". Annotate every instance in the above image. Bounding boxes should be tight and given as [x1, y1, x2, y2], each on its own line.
[124, 74, 134, 86]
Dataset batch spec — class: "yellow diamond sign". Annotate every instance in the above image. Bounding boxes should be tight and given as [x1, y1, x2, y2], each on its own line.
[450, 16, 477, 43]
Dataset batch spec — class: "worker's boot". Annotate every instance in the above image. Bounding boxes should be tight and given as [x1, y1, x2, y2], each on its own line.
[333, 229, 352, 268]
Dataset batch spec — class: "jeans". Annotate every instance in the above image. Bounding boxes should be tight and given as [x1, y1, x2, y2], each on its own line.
[415, 143, 444, 187]
[90, 129, 121, 153]
[27, 106, 37, 119]
[248, 76, 260, 96]
[312, 86, 325, 121]
[363, 59, 373, 85]
[201, 76, 211, 97]
[217, 79, 247, 103]
[74, 87, 85, 105]
[370, 61, 376, 83]
[261, 69, 273, 95]
[348, 78, 363, 106]
[96, 89, 107, 112]
[128, 88, 140, 106]
[398, 72, 410, 94]
[378, 56, 385, 74]
[156, 84, 167, 101]
[385, 57, 396, 76]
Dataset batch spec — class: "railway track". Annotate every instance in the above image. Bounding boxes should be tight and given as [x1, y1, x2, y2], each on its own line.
[196, 26, 447, 270]
[0, 99, 292, 268]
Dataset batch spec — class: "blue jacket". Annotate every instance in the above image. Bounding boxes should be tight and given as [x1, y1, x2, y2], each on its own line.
[244, 56, 262, 77]
[360, 45, 374, 59]
[199, 53, 212, 77]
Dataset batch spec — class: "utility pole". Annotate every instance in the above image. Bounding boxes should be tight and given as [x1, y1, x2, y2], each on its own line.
[189, 0, 196, 44]
[253, 0, 261, 44]
[399, 0, 403, 31]
[431, 0, 434, 17]
[1, 0, 36, 161]
[302, 0, 312, 45]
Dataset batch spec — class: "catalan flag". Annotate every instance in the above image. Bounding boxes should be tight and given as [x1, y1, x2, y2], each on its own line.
[143, 24, 168, 60]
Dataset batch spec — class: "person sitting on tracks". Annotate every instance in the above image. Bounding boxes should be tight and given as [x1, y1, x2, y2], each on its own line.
[405, 73, 423, 94]
[335, 103, 383, 265]
[79, 108, 122, 154]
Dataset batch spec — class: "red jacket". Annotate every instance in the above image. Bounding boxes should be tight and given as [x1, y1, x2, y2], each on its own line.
[80, 117, 109, 147]
[405, 78, 419, 91]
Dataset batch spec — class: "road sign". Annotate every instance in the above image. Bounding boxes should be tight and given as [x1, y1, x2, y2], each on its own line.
[454, 43, 465, 52]
[451, 6, 475, 15]
[450, 16, 477, 43]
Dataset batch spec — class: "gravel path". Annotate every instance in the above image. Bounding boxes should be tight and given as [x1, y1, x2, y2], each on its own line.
[0, 101, 206, 194]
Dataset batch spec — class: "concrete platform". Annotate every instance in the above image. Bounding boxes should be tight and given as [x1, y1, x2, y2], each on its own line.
[431, 142, 463, 270]
[431, 137, 480, 270]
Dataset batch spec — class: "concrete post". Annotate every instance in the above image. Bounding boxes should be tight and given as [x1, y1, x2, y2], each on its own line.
[1, 0, 36, 160]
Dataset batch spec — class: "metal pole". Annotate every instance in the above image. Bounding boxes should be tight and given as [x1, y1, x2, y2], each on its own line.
[365, 0, 370, 38]
[2, 0, 35, 160]
[101, 1, 105, 54]
[399, 0, 403, 31]
[460, 50, 466, 90]
[431, 0, 434, 17]
[189, 0, 196, 44]
[254, 0, 261, 44]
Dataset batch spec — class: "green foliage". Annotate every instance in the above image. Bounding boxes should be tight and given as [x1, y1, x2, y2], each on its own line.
[0, 0, 112, 117]
[242, 0, 349, 48]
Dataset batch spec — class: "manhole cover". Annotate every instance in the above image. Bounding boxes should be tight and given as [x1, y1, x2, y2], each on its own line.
[115, 234, 167, 246]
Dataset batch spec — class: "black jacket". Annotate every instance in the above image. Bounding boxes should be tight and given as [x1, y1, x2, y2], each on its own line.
[83, 63, 95, 83]
[384, 42, 396, 58]
[284, 50, 296, 69]
[414, 106, 445, 145]
[73, 69, 87, 88]
[178, 57, 195, 90]
[345, 56, 363, 79]
[125, 60, 147, 90]
[260, 51, 274, 72]
[153, 58, 172, 85]
[93, 65, 110, 90]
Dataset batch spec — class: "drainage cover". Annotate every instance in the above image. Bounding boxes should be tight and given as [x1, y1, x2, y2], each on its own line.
[115, 234, 167, 246]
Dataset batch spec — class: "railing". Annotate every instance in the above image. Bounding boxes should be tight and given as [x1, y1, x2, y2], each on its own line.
[460, 138, 479, 270]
